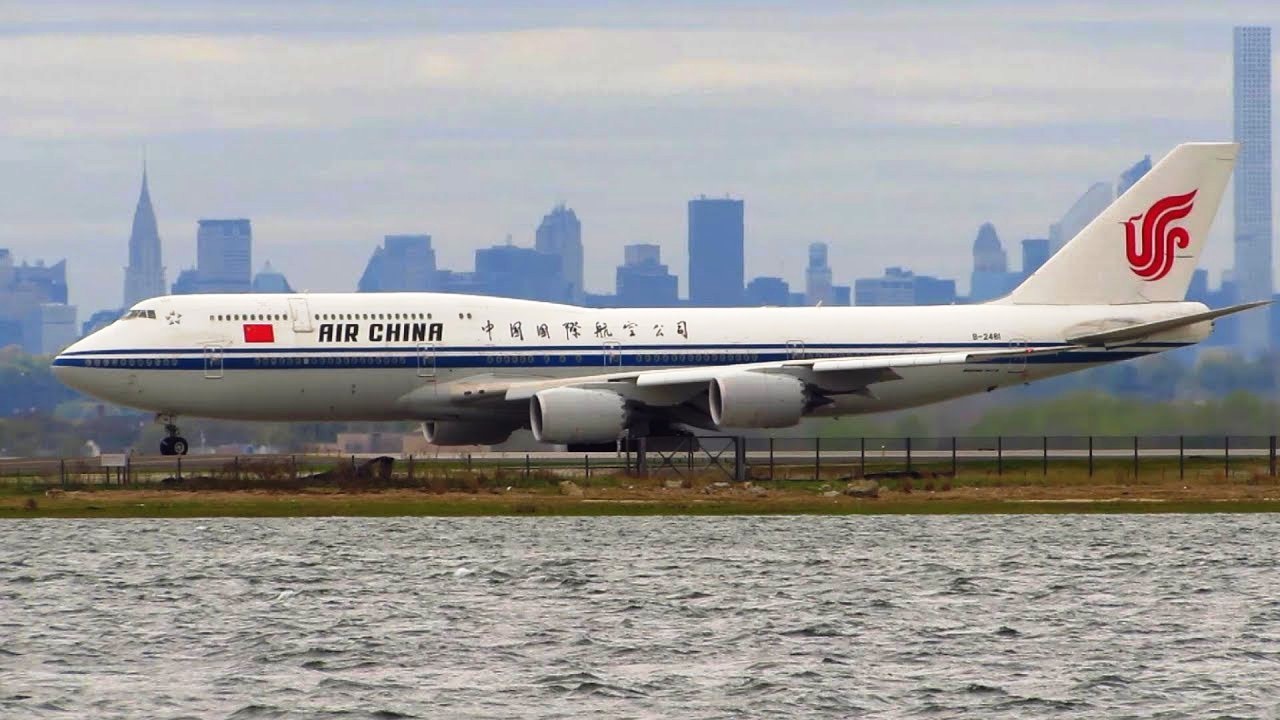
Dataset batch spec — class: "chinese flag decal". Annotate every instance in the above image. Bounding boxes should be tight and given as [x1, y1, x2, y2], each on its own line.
[243, 324, 275, 343]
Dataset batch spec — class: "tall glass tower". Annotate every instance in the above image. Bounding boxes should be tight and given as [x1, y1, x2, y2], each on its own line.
[687, 196, 744, 306]
[1233, 26, 1272, 349]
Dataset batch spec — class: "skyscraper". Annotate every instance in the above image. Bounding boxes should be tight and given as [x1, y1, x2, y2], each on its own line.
[970, 222, 1016, 301]
[535, 205, 584, 304]
[1117, 155, 1152, 197]
[1021, 238, 1050, 277]
[615, 243, 678, 306]
[688, 196, 744, 306]
[805, 242, 833, 306]
[358, 234, 437, 292]
[1049, 182, 1113, 256]
[122, 165, 166, 307]
[196, 219, 252, 292]
[1234, 26, 1273, 349]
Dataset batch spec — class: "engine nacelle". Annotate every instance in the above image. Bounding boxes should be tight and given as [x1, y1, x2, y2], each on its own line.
[530, 388, 628, 444]
[709, 373, 806, 428]
[423, 420, 517, 447]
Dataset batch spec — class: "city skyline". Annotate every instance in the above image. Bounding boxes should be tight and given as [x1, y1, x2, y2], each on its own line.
[2, 2, 1279, 316]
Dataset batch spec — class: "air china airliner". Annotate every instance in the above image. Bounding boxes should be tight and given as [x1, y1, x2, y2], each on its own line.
[53, 143, 1262, 455]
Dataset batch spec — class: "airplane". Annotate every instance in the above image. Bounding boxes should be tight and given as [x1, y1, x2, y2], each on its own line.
[53, 142, 1263, 456]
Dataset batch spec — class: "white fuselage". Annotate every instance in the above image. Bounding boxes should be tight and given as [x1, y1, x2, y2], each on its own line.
[52, 293, 1208, 424]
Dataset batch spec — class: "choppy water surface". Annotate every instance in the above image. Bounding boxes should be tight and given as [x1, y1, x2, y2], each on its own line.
[3, 515, 1280, 719]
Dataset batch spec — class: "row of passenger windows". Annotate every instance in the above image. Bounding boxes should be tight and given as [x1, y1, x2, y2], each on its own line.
[85, 358, 178, 368]
[317, 312, 432, 321]
[253, 356, 409, 367]
[84, 352, 767, 370]
[484, 352, 763, 365]
[210, 314, 285, 322]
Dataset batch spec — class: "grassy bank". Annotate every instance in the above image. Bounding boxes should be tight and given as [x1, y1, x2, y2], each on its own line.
[4, 472, 1280, 518]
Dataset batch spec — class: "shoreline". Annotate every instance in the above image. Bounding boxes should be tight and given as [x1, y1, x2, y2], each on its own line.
[5, 483, 1280, 518]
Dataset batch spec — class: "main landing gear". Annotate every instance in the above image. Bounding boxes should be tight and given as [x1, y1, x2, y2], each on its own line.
[158, 416, 189, 456]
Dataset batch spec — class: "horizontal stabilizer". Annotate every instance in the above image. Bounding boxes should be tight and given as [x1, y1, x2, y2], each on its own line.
[1067, 300, 1269, 346]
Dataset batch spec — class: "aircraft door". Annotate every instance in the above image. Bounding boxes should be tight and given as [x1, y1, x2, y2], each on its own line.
[786, 340, 806, 361]
[603, 340, 622, 368]
[288, 297, 313, 333]
[203, 345, 224, 379]
[1007, 337, 1029, 376]
[417, 343, 436, 379]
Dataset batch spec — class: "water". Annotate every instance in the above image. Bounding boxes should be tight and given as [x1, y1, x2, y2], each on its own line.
[2, 515, 1280, 719]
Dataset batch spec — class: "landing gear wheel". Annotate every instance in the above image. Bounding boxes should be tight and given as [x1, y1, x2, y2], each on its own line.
[157, 416, 189, 456]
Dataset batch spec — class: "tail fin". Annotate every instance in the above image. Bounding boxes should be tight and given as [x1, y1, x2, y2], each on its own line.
[1000, 142, 1238, 305]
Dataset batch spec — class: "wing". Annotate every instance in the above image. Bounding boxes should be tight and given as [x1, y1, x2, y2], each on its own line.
[417, 344, 1072, 412]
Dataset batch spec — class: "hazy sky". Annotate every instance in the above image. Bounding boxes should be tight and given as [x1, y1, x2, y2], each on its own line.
[2, 0, 1278, 314]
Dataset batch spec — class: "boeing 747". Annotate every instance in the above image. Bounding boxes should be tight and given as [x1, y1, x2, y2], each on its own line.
[53, 142, 1261, 455]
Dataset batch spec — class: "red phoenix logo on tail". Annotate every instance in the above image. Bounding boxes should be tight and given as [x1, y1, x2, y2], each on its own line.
[1124, 190, 1197, 281]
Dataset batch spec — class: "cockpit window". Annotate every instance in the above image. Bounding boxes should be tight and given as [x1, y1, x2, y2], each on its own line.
[122, 309, 157, 320]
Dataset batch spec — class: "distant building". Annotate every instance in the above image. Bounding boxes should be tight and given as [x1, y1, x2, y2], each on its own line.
[615, 243, 678, 307]
[1021, 238, 1050, 277]
[173, 219, 253, 294]
[536, 205, 584, 304]
[23, 303, 77, 355]
[855, 267, 956, 306]
[0, 250, 76, 352]
[969, 223, 1018, 301]
[688, 196, 744, 306]
[122, 165, 166, 307]
[1117, 155, 1152, 197]
[1049, 181, 1112, 256]
[1234, 26, 1273, 350]
[832, 285, 851, 306]
[358, 234, 437, 292]
[251, 262, 293, 293]
[745, 276, 791, 306]
[472, 244, 569, 302]
[82, 308, 120, 337]
[805, 242, 834, 306]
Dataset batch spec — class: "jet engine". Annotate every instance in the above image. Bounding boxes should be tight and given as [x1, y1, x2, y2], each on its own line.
[530, 387, 628, 444]
[423, 420, 517, 447]
[709, 373, 807, 428]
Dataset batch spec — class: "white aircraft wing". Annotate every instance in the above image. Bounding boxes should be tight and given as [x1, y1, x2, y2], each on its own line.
[489, 344, 1073, 405]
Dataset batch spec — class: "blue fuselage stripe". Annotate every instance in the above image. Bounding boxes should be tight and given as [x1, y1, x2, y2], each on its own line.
[51, 344, 1182, 371]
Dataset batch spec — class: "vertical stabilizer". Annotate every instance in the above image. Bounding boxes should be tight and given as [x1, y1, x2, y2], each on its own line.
[1000, 142, 1237, 304]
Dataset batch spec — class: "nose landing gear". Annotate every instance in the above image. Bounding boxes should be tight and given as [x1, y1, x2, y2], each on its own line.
[158, 416, 189, 456]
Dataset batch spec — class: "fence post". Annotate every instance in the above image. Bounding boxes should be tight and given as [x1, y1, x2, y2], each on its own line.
[1271, 435, 1276, 477]
[177, 455, 182, 482]
[234, 455, 240, 483]
[1088, 436, 1093, 478]
[997, 436, 1003, 476]
[1179, 435, 1184, 480]
[60, 459, 66, 487]
[905, 437, 912, 472]
[1042, 436, 1048, 476]
[1133, 436, 1138, 479]
[815, 437, 821, 481]
[860, 437, 866, 477]
[585, 453, 590, 481]
[523, 454, 529, 486]
[407, 454, 414, 485]
[951, 436, 957, 477]
[769, 437, 775, 485]
[1224, 435, 1230, 477]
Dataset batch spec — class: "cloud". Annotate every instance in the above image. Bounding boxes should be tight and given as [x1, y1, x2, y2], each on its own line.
[0, 0, 1271, 313]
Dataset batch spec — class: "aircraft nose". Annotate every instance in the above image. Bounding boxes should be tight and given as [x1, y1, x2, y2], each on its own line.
[51, 337, 92, 391]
